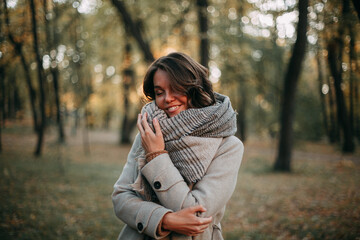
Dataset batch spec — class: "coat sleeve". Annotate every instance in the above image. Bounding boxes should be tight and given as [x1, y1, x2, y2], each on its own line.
[112, 134, 172, 239]
[141, 136, 244, 217]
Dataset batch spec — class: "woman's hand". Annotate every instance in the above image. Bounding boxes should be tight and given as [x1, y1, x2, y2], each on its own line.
[162, 205, 213, 236]
[137, 112, 165, 153]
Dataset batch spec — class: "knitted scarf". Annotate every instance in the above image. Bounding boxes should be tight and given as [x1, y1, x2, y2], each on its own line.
[131, 93, 237, 199]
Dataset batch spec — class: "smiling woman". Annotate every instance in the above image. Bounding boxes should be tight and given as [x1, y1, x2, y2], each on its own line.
[152, 69, 189, 118]
[143, 52, 215, 109]
[112, 52, 244, 240]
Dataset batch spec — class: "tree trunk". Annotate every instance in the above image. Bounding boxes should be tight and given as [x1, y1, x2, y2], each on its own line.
[0, 115, 2, 152]
[0, 66, 5, 129]
[0, 66, 3, 152]
[111, 0, 155, 143]
[355, 76, 360, 141]
[328, 40, 355, 152]
[274, 0, 308, 172]
[3, 0, 38, 132]
[30, 0, 46, 156]
[120, 81, 131, 144]
[327, 74, 339, 142]
[237, 81, 247, 141]
[326, 0, 355, 153]
[196, 0, 209, 68]
[51, 68, 65, 142]
[7, 75, 14, 119]
[73, 11, 90, 155]
[354, 71, 360, 142]
[349, 23, 360, 141]
[315, 32, 338, 143]
[316, 51, 330, 141]
[83, 107, 90, 155]
[44, 0, 65, 143]
[349, 25, 355, 138]
[120, 43, 135, 144]
[351, 0, 360, 20]
[8, 75, 21, 119]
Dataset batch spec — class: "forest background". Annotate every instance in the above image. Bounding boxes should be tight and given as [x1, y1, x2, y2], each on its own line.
[0, 0, 360, 239]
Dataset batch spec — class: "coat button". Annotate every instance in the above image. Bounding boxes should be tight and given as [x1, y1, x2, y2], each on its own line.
[154, 181, 161, 189]
[137, 222, 143, 231]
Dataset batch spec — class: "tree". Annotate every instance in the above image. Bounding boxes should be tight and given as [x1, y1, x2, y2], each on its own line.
[3, 0, 39, 133]
[326, 0, 355, 153]
[351, 0, 360, 20]
[111, 0, 154, 63]
[120, 41, 136, 144]
[197, 0, 209, 68]
[111, 0, 154, 143]
[43, 0, 65, 143]
[30, 0, 46, 156]
[0, 66, 3, 152]
[274, 0, 309, 171]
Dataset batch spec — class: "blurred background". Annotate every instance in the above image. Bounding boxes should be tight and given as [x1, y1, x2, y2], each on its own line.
[0, 0, 360, 239]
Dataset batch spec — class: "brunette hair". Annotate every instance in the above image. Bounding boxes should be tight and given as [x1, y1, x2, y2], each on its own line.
[143, 52, 215, 108]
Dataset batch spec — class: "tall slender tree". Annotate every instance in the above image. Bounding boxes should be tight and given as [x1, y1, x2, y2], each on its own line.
[197, 0, 209, 68]
[30, 0, 46, 156]
[3, 0, 39, 132]
[327, 0, 355, 152]
[316, 50, 330, 141]
[111, 0, 155, 144]
[43, 0, 65, 143]
[120, 41, 136, 144]
[274, 0, 309, 171]
[348, 14, 360, 141]
[237, 78, 247, 141]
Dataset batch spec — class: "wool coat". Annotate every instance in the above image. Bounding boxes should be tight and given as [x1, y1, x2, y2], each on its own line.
[112, 133, 244, 240]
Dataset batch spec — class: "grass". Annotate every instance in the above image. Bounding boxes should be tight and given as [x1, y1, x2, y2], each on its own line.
[1, 122, 360, 239]
[0, 146, 123, 239]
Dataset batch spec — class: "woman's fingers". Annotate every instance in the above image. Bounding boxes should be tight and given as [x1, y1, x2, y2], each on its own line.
[153, 118, 163, 137]
[137, 112, 165, 153]
[141, 112, 155, 134]
[137, 114, 144, 134]
[162, 205, 213, 236]
[137, 113, 153, 135]
[189, 205, 207, 213]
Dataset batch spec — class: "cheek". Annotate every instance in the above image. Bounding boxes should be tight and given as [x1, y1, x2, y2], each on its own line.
[155, 97, 164, 109]
[181, 96, 189, 109]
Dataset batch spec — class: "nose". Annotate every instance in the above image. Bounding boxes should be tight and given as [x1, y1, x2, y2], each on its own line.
[165, 91, 175, 103]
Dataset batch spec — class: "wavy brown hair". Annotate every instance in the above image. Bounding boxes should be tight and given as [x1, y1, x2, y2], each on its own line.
[143, 52, 215, 108]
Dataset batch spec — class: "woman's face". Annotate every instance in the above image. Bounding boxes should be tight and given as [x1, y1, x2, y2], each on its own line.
[153, 69, 188, 117]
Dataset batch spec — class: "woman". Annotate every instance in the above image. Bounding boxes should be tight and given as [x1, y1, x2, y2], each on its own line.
[112, 52, 244, 240]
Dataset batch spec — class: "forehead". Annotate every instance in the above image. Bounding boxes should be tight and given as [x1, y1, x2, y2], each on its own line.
[153, 69, 171, 88]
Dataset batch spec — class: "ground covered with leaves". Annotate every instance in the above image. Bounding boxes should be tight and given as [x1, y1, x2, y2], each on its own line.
[1, 122, 359, 239]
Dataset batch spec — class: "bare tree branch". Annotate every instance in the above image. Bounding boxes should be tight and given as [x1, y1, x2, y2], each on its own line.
[111, 0, 154, 63]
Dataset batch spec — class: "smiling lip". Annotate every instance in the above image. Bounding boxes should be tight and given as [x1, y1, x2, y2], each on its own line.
[167, 105, 180, 113]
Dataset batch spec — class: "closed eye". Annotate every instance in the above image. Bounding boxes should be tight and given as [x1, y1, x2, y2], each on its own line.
[155, 90, 164, 96]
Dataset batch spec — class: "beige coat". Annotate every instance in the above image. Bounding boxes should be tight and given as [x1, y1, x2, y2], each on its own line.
[112, 134, 244, 240]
